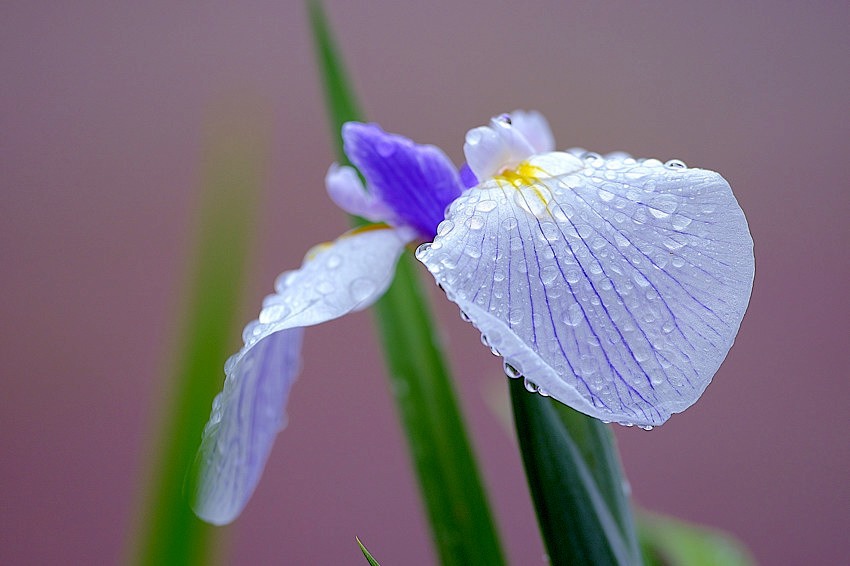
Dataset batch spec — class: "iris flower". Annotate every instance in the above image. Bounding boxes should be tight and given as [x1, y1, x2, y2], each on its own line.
[191, 111, 754, 525]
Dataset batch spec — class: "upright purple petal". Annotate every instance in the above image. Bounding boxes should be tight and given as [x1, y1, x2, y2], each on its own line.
[342, 122, 463, 239]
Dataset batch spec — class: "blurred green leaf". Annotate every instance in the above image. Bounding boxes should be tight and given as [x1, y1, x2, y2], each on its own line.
[510, 379, 642, 565]
[309, 2, 505, 564]
[130, 107, 269, 565]
[639, 512, 754, 566]
[356, 537, 382, 566]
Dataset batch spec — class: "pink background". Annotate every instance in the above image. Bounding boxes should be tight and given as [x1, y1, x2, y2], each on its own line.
[2, 1, 848, 564]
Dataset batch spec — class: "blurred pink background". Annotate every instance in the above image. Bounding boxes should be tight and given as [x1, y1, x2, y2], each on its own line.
[2, 1, 849, 564]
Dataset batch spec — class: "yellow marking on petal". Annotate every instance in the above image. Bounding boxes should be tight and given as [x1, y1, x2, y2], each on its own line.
[494, 161, 555, 215]
[305, 242, 333, 262]
[306, 223, 392, 262]
[345, 222, 392, 237]
[494, 162, 548, 188]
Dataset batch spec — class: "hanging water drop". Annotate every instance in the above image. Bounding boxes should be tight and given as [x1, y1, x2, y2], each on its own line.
[414, 242, 431, 260]
[504, 362, 522, 379]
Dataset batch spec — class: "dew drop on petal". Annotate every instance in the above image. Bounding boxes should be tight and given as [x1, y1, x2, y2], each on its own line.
[466, 215, 485, 230]
[501, 217, 518, 231]
[540, 265, 559, 284]
[476, 200, 498, 212]
[376, 139, 396, 158]
[562, 302, 584, 327]
[504, 362, 522, 379]
[664, 159, 687, 169]
[348, 277, 376, 302]
[671, 214, 693, 231]
[317, 280, 335, 295]
[414, 242, 431, 260]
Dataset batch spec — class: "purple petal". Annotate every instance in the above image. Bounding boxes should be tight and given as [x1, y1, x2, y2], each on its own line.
[191, 327, 304, 525]
[342, 122, 463, 239]
[459, 163, 479, 189]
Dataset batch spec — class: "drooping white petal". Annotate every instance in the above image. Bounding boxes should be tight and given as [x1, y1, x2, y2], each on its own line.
[510, 109, 555, 154]
[191, 225, 410, 524]
[464, 116, 536, 180]
[191, 327, 304, 525]
[256, 225, 411, 334]
[417, 152, 754, 426]
[325, 163, 395, 223]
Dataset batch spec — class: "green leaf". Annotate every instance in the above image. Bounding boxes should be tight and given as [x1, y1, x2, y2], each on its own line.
[309, 3, 506, 564]
[356, 537, 383, 566]
[129, 108, 268, 565]
[510, 379, 642, 565]
[639, 512, 754, 566]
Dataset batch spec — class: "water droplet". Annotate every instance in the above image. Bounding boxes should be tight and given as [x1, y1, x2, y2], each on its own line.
[501, 217, 518, 231]
[562, 302, 584, 326]
[349, 277, 375, 302]
[671, 214, 692, 231]
[640, 425, 654, 431]
[259, 304, 289, 324]
[565, 268, 581, 284]
[242, 320, 262, 343]
[598, 188, 615, 202]
[539, 221, 559, 242]
[414, 242, 431, 260]
[465, 215, 485, 230]
[523, 378, 539, 393]
[464, 246, 482, 259]
[376, 140, 396, 158]
[437, 220, 455, 237]
[476, 199, 498, 212]
[326, 254, 341, 269]
[662, 321, 675, 334]
[317, 280, 335, 295]
[274, 270, 298, 292]
[493, 270, 506, 282]
[459, 309, 471, 322]
[633, 272, 650, 287]
[540, 265, 559, 284]
[508, 308, 524, 325]
[664, 159, 687, 169]
[514, 187, 549, 217]
[504, 362, 522, 379]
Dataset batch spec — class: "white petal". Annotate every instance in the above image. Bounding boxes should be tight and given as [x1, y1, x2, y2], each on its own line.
[510, 109, 555, 153]
[463, 116, 536, 180]
[191, 327, 303, 525]
[255, 225, 411, 336]
[325, 163, 395, 222]
[191, 225, 410, 524]
[417, 153, 754, 426]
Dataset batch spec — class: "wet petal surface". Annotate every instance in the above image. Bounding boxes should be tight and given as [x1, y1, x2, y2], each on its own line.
[192, 225, 409, 523]
[417, 153, 754, 426]
[191, 328, 303, 525]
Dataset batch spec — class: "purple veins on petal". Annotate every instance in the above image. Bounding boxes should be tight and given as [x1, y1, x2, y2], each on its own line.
[342, 122, 463, 239]
[191, 327, 304, 525]
[417, 148, 754, 427]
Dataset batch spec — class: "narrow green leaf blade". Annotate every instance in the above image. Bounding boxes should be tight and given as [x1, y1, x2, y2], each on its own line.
[309, 3, 505, 564]
[130, 110, 268, 565]
[356, 537, 383, 566]
[639, 512, 754, 566]
[510, 378, 642, 565]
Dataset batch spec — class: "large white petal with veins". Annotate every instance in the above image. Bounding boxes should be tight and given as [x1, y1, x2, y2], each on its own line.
[417, 152, 754, 426]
